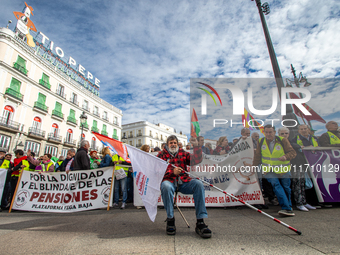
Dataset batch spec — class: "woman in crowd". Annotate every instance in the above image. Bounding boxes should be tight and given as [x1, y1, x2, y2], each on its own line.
[213, 136, 230, 155]
[99, 147, 112, 168]
[140, 144, 150, 152]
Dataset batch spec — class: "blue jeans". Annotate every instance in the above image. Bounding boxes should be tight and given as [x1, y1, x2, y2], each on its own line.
[161, 179, 208, 219]
[114, 177, 127, 204]
[265, 172, 292, 210]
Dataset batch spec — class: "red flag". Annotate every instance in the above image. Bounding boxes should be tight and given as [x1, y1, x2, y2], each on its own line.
[289, 93, 326, 123]
[92, 132, 130, 162]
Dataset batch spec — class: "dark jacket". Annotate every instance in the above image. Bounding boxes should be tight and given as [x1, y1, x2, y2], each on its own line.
[74, 148, 90, 171]
[58, 157, 74, 172]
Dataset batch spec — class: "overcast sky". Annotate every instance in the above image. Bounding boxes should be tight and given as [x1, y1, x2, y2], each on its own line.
[1, 0, 340, 141]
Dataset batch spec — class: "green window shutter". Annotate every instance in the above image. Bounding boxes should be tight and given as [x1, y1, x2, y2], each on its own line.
[103, 124, 107, 132]
[113, 129, 117, 136]
[16, 56, 26, 67]
[69, 109, 75, 118]
[9, 78, 21, 92]
[37, 93, 46, 104]
[42, 73, 49, 83]
[55, 102, 62, 112]
[93, 120, 97, 128]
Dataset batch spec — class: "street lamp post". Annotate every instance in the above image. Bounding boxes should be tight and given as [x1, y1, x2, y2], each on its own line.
[80, 111, 87, 143]
[286, 64, 312, 128]
[253, 0, 300, 139]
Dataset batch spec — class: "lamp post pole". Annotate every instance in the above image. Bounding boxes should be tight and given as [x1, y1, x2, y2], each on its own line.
[253, 0, 299, 139]
[80, 111, 87, 146]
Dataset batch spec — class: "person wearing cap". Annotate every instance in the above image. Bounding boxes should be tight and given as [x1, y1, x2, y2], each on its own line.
[90, 150, 101, 169]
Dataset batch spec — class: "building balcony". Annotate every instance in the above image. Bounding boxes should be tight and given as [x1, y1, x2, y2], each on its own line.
[113, 121, 120, 127]
[101, 131, 108, 136]
[67, 116, 77, 126]
[136, 133, 143, 137]
[47, 133, 62, 143]
[0, 116, 20, 131]
[91, 127, 99, 133]
[13, 62, 28, 75]
[102, 115, 109, 122]
[56, 89, 66, 99]
[136, 143, 142, 147]
[34, 101, 49, 112]
[112, 135, 118, 140]
[39, 79, 51, 90]
[128, 135, 133, 138]
[69, 98, 79, 106]
[5, 87, 23, 101]
[28, 127, 45, 139]
[64, 139, 76, 146]
[52, 110, 64, 120]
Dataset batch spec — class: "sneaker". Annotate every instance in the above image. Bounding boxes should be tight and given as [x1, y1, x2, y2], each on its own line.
[166, 218, 176, 235]
[195, 221, 212, 239]
[136, 206, 143, 209]
[112, 203, 119, 208]
[296, 205, 308, 212]
[322, 204, 333, 208]
[304, 204, 316, 210]
[269, 199, 279, 206]
[278, 210, 295, 216]
[121, 202, 126, 209]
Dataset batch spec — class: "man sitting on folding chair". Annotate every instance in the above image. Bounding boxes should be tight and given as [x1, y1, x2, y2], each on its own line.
[157, 135, 212, 238]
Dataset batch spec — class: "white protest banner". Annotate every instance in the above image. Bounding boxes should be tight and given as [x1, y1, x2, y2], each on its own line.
[126, 144, 168, 222]
[12, 167, 114, 213]
[133, 137, 263, 207]
[0, 168, 7, 202]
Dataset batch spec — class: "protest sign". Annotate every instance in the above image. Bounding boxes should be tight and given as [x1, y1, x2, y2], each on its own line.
[0, 169, 7, 203]
[11, 167, 114, 212]
[303, 147, 340, 203]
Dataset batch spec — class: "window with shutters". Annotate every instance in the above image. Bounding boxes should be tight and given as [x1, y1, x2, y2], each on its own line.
[34, 93, 48, 112]
[13, 55, 28, 75]
[67, 109, 77, 124]
[113, 129, 118, 139]
[5, 78, 23, 101]
[45, 145, 58, 157]
[0, 134, 11, 151]
[101, 124, 108, 136]
[91, 120, 99, 132]
[52, 102, 63, 119]
[24, 140, 40, 155]
[39, 73, 51, 89]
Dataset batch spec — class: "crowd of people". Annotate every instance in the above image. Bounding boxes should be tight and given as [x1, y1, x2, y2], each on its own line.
[0, 121, 339, 238]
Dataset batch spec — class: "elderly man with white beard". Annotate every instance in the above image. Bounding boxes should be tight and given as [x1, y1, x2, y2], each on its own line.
[157, 135, 211, 238]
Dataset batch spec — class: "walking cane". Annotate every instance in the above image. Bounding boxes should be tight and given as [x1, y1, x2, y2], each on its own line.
[182, 169, 302, 235]
[174, 176, 190, 228]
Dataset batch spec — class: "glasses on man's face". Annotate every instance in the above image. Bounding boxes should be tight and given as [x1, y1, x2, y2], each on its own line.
[280, 133, 289, 135]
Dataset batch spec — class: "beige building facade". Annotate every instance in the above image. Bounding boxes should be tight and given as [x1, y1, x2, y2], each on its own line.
[122, 121, 187, 149]
[0, 27, 122, 157]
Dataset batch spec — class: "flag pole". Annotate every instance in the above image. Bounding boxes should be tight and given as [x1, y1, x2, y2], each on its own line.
[107, 165, 115, 211]
[182, 169, 302, 235]
[9, 167, 24, 213]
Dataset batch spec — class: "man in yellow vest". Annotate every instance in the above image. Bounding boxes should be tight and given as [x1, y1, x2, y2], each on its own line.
[112, 153, 131, 209]
[318, 121, 340, 147]
[291, 124, 319, 148]
[1, 154, 13, 210]
[252, 125, 296, 216]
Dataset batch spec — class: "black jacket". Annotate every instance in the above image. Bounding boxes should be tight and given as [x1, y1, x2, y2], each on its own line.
[74, 148, 90, 171]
